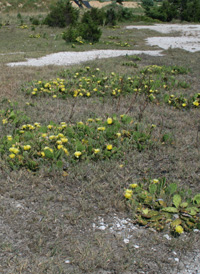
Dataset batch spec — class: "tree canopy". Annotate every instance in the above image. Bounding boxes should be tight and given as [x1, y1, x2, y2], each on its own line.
[145, 0, 200, 22]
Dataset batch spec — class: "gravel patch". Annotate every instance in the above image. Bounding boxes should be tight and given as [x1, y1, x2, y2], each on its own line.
[92, 214, 200, 274]
[7, 50, 163, 67]
[126, 24, 200, 52]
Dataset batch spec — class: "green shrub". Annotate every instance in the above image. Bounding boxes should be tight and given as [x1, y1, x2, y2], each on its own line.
[105, 8, 117, 25]
[63, 21, 102, 43]
[80, 22, 102, 43]
[145, 0, 200, 22]
[81, 8, 105, 26]
[30, 17, 40, 25]
[117, 7, 134, 22]
[43, 0, 79, 27]
[62, 26, 81, 42]
[141, 0, 154, 7]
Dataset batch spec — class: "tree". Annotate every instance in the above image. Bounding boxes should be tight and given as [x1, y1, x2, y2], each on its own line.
[145, 0, 200, 22]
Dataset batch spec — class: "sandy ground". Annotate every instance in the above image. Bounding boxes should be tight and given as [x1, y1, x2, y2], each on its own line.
[7, 50, 163, 67]
[126, 24, 200, 52]
[71, 1, 140, 8]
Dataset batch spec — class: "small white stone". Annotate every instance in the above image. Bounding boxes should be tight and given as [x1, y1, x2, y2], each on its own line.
[98, 225, 106, 230]
[174, 258, 179, 262]
[134, 244, 139, 249]
[163, 234, 171, 240]
[123, 238, 130, 244]
[65, 260, 70, 264]
[15, 203, 24, 208]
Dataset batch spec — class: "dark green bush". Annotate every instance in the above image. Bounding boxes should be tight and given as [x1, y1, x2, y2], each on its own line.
[141, 0, 154, 7]
[81, 8, 105, 26]
[104, 5, 134, 25]
[81, 22, 102, 42]
[30, 17, 40, 25]
[145, 0, 200, 22]
[43, 0, 79, 27]
[62, 26, 81, 42]
[117, 7, 134, 21]
[63, 20, 102, 43]
[105, 8, 117, 25]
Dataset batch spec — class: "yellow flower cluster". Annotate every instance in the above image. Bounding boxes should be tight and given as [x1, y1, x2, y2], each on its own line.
[24, 145, 31, 151]
[19, 24, 28, 29]
[175, 225, 184, 234]
[193, 100, 199, 107]
[106, 144, 112, 151]
[107, 117, 113, 125]
[74, 151, 82, 158]
[124, 189, 133, 199]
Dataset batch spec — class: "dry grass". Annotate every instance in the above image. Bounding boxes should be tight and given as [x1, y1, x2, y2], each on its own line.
[0, 10, 200, 274]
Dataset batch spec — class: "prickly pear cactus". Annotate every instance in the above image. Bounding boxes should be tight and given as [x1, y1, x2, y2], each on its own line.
[124, 178, 200, 235]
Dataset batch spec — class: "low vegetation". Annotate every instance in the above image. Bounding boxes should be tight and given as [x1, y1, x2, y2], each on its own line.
[0, 1, 200, 273]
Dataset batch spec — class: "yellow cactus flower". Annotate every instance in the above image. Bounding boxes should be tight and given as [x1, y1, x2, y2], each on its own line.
[2, 119, 8, 124]
[87, 118, 94, 122]
[61, 138, 68, 143]
[49, 135, 56, 140]
[7, 135, 13, 141]
[124, 189, 133, 199]
[112, 90, 116, 95]
[63, 148, 69, 155]
[107, 117, 113, 125]
[175, 225, 184, 234]
[152, 179, 159, 184]
[106, 144, 113, 151]
[9, 153, 15, 159]
[74, 151, 82, 158]
[44, 147, 53, 153]
[34, 122, 40, 127]
[94, 148, 100, 154]
[57, 145, 63, 150]
[47, 125, 53, 129]
[58, 133, 65, 138]
[129, 183, 138, 188]
[9, 147, 19, 154]
[97, 127, 105, 131]
[23, 145, 31, 151]
[193, 101, 199, 107]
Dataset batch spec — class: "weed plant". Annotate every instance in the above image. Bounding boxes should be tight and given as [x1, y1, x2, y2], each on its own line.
[124, 177, 200, 234]
[0, 114, 155, 171]
[21, 65, 199, 110]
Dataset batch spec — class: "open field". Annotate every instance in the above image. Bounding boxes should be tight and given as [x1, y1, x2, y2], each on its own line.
[0, 4, 200, 274]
